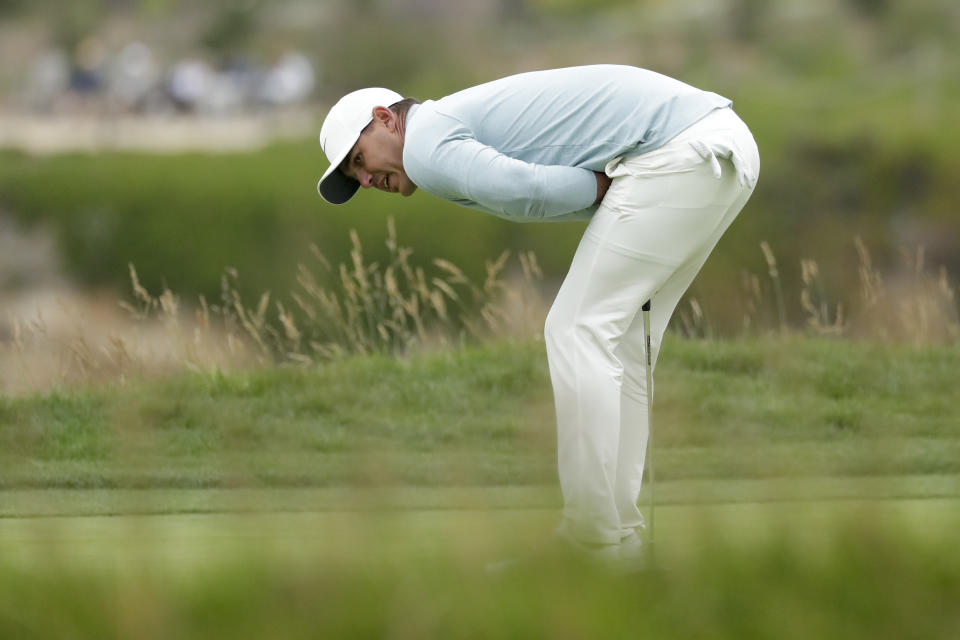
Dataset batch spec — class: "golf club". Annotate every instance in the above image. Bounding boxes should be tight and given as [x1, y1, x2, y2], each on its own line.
[641, 299, 655, 564]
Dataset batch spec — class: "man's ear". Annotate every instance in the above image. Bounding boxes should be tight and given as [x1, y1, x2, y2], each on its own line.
[371, 106, 395, 129]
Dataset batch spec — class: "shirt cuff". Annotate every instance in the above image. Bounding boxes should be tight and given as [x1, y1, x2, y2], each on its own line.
[541, 166, 600, 218]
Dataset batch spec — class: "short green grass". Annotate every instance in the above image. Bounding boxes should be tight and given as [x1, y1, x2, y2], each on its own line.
[2, 337, 958, 493]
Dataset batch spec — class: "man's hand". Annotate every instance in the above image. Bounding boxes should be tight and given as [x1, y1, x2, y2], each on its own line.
[594, 171, 612, 205]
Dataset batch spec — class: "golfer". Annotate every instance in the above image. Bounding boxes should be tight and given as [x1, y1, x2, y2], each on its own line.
[316, 65, 759, 561]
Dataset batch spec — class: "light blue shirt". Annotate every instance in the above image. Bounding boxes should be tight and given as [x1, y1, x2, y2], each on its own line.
[402, 65, 731, 222]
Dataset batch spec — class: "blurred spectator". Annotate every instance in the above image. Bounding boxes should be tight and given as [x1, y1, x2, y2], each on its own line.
[19, 41, 318, 116]
[206, 55, 255, 115]
[166, 57, 212, 112]
[200, 65, 247, 114]
[70, 36, 106, 95]
[107, 42, 159, 111]
[23, 49, 69, 112]
[257, 51, 315, 107]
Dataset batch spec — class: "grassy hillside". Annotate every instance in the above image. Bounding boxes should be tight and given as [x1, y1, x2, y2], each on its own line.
[2, 337, 958, 493]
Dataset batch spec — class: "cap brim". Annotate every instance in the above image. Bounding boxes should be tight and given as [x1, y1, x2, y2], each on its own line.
[317, 133, 361, 205]
[317, 166, 360, 204]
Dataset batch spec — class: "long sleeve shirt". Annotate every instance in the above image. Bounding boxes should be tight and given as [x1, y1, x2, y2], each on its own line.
[401, 64, 731, 222]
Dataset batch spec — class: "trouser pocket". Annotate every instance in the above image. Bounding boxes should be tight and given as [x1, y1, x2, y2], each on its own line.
[606, 109, 760, 189]
[688, 137, 759, 188]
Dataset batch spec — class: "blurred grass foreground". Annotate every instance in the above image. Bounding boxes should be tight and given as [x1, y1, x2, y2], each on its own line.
[1, 335, 959, 638]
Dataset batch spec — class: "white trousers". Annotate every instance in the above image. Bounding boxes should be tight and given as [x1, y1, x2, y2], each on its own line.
[544, 107, 760, 545]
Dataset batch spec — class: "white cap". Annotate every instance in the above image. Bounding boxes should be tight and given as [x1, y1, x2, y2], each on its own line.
[317, 87, 404, 204]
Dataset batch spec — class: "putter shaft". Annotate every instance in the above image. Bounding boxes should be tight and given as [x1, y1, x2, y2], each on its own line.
[641, 300, 654, 562]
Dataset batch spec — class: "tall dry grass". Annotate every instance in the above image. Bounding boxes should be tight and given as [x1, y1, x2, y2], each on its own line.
[2, 225, 957, 395]
[196, 217, 548, 363]
[0, 219, 547, 393]
[675, 236, 959, 344]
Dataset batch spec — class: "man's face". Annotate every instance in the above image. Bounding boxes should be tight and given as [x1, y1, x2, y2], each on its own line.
[341, 106, 417, 197]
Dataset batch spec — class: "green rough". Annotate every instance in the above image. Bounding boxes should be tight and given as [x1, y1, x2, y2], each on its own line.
[1, 338, 958, 490]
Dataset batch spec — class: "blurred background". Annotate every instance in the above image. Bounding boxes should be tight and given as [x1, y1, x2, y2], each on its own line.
[1, 0, 958, 388]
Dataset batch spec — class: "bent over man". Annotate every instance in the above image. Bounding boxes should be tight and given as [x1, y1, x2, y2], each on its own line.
[316, 65, 760, 561]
